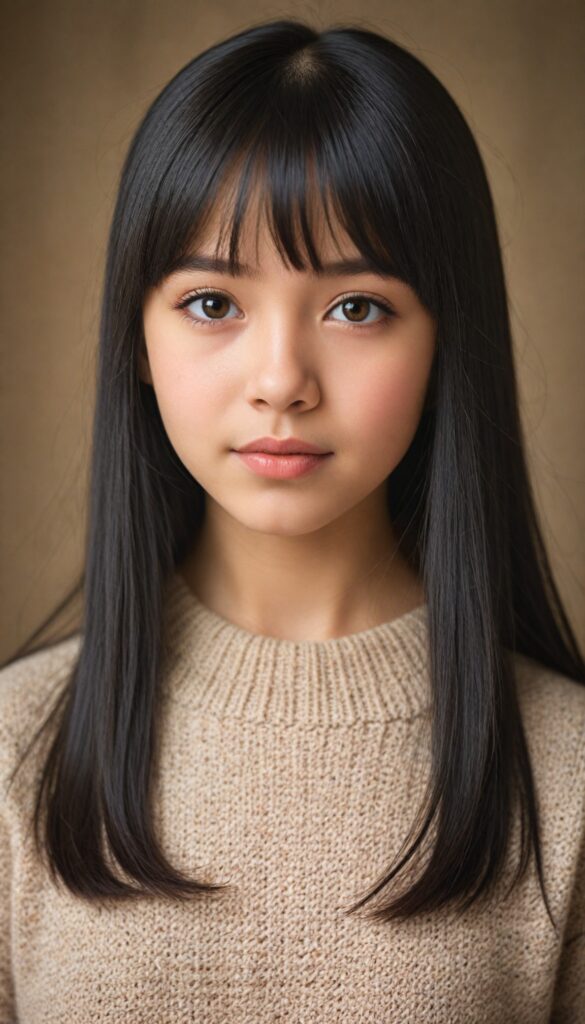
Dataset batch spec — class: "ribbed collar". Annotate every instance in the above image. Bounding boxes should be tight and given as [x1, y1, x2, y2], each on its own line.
[161, 570, 432, 725]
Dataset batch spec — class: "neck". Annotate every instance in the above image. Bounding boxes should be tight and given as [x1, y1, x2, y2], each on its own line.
[177, 483, 425, 643]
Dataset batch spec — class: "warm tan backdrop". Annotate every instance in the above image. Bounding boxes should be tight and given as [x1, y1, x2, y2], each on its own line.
[1, 0, 584, 658]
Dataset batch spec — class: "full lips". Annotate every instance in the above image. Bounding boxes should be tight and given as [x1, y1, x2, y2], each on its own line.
[233, 451, 333, 479]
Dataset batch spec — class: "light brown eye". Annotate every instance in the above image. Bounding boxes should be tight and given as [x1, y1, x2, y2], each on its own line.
[198, 294, 231, 319]
[341, 298, 370, 322]
[328, 294, 396, 328]
[176, 288, 240, 328]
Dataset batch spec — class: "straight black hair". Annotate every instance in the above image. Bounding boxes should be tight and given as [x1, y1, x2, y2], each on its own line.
[4, 18, 584, 928]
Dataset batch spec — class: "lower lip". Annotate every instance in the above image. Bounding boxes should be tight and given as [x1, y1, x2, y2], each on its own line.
[233, 451, 333, 479]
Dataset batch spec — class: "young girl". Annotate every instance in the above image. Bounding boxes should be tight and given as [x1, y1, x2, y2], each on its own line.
[1, 18, 584, 1024]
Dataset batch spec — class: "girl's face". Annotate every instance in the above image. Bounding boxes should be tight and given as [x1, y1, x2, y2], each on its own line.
[140, 194, 437, 543]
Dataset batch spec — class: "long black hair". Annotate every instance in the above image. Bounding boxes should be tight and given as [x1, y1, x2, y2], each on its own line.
[3, 18, 584, 927]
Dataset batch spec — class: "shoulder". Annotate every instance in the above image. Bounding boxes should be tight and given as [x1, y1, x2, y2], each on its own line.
[512, 650, 585, 784]
[513, 650, 585, 724]
[0, 634, 82, 774]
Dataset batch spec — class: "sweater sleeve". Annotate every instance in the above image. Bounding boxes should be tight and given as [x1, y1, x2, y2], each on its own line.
[549, 719, 585, 1023]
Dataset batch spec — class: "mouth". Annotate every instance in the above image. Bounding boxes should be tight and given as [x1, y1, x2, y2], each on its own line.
[232, 449, 333, 480]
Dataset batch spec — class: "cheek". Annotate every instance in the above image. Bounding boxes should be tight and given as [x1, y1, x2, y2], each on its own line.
[147, 351, 226, 458]
[347, 356, 429, 456]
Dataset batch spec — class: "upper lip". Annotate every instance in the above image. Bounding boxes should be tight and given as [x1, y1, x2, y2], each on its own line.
[234, 436, 331, 455]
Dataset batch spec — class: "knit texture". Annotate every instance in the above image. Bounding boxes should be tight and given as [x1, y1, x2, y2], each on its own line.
[1, 570, 584, 1023]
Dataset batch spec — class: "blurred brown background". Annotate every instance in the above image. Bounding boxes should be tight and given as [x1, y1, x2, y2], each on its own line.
[1, 1, 584, 659]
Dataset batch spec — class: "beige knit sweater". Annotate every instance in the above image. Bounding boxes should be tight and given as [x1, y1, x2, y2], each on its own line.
[1, 570, 584, 1023]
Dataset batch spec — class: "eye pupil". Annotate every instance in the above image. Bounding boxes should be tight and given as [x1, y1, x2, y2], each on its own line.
[202, 295, 228, 318]
[343, 298, 368, 322]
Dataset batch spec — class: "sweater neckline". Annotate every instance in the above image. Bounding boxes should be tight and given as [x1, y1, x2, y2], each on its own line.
[162, 569, 432, 725]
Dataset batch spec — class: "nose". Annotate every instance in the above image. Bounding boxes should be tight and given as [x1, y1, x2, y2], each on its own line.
[243, 317, 321, 412]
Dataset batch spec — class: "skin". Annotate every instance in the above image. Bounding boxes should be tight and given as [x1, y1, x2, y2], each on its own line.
[139, 187, 437, 641]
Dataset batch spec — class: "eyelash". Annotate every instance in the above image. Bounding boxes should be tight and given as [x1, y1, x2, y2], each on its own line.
[174, 287, 396, 332]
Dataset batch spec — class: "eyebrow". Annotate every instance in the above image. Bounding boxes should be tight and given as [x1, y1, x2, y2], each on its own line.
[167, 253, 401, 280]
